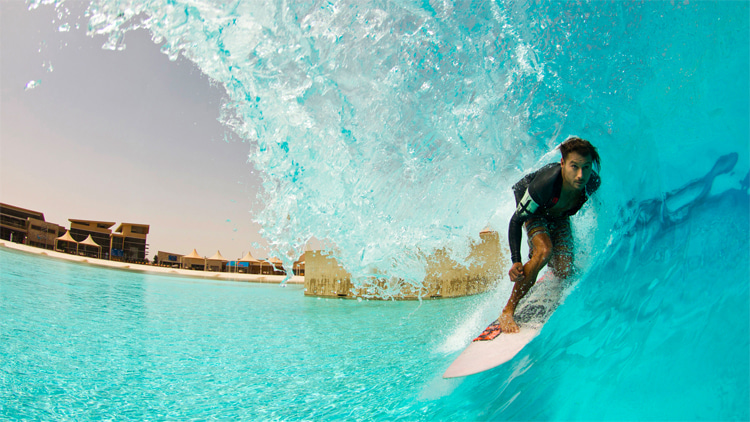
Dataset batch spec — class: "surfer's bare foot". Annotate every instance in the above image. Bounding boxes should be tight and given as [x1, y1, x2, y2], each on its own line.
[498, 309, 519, 333]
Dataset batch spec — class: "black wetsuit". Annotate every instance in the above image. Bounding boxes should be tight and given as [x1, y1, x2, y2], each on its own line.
[508, 163, 601, 264]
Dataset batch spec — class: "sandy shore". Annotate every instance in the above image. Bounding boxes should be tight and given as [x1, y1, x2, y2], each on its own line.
[0, 240, 304, 285]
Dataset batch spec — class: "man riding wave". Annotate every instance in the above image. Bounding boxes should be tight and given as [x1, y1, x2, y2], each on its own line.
[498, 137, 601, 333]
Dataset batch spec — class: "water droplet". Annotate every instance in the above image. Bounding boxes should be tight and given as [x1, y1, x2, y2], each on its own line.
[24, 80, 41, 91]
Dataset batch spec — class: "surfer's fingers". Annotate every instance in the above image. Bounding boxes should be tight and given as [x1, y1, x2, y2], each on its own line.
[509, 263, 524, 282]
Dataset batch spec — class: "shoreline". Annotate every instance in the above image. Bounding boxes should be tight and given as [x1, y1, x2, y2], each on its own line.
[0, 240, 304, 285]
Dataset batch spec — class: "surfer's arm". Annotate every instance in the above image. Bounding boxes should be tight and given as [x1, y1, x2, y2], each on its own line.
[508, 214, 526, 282]
[508, 213, 525, 265]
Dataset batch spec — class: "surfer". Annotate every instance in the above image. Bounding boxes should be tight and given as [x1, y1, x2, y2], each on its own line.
[498, 137, 601, 333]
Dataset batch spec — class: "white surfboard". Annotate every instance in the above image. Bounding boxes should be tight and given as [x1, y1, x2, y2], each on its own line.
[443, 325, 541, 378]
[443, 275, 563, 379]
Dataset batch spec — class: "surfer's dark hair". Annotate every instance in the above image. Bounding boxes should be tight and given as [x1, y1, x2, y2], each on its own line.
[560, 136, 600, 172]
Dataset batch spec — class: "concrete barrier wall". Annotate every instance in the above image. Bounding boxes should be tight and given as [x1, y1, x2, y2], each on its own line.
[304, 249, 357, 297]
[304, 231, 507, 300]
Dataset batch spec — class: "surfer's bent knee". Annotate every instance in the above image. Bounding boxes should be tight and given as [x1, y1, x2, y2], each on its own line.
[525, 218, 554, 264]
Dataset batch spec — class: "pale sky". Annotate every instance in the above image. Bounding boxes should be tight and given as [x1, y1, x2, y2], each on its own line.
[0, 1, 271, 260]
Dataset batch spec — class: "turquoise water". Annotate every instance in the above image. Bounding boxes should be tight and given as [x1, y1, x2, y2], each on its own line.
[1, 248, 482, 420]
[2, 184, 748, 420]
[4, 0, 750, 420]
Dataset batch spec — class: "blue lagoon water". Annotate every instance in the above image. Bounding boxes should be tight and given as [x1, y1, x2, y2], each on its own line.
[4, 0, 750, 420]
[1, 248, 503, 420]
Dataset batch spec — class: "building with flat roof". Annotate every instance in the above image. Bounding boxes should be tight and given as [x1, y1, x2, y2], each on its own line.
[111, 223, 150, 262]
[68, 219, 115, 260]
[156, 251, 183, 268]
[0, 203, 44, 244]
[0, 203, 65, 249]
[1, 203, 152, 262]
[27, 217, 66, 250]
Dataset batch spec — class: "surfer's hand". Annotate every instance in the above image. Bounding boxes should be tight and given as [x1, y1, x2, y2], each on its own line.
[509, 263, 524, 282]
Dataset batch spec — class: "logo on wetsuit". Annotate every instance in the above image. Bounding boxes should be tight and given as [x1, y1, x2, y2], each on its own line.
[516, 189, 539, 218]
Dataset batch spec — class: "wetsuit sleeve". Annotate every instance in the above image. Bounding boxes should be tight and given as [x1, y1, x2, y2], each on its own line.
[508, 175, 542, 264]
[508, 214, 525, 265]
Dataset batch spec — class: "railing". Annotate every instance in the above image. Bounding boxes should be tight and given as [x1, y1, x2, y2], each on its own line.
[0, 216, 27, 230]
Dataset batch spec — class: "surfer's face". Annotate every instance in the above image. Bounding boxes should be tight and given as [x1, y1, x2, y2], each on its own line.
[561, 152, 593, 191]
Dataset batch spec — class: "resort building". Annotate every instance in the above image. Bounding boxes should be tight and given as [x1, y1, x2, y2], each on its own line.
[293, 254, 305, 276]
[181, 249, 206, 270]
[78, 234, 104, 258]
[0, 203, 64, 248]
[263, 256, 287, 275]
[1, 202, 301, 279]
[111, 223, 150, 262]
[228, 253, 304, 275]
[156, 251, 183, 268]
[1, 203, 43, 243]
[68, 219, 115, 260]
[55, 231, 80, 255]
[233, 251, 262, 274]
[27, 217, 66, 250]
[206, 251, 228, 272]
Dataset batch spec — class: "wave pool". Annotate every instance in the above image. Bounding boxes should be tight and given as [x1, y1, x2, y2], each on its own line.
[2, 0, 748, 420]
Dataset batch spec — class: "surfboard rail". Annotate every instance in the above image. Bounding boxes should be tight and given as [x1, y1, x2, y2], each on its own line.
[442, 326, 541, 378]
